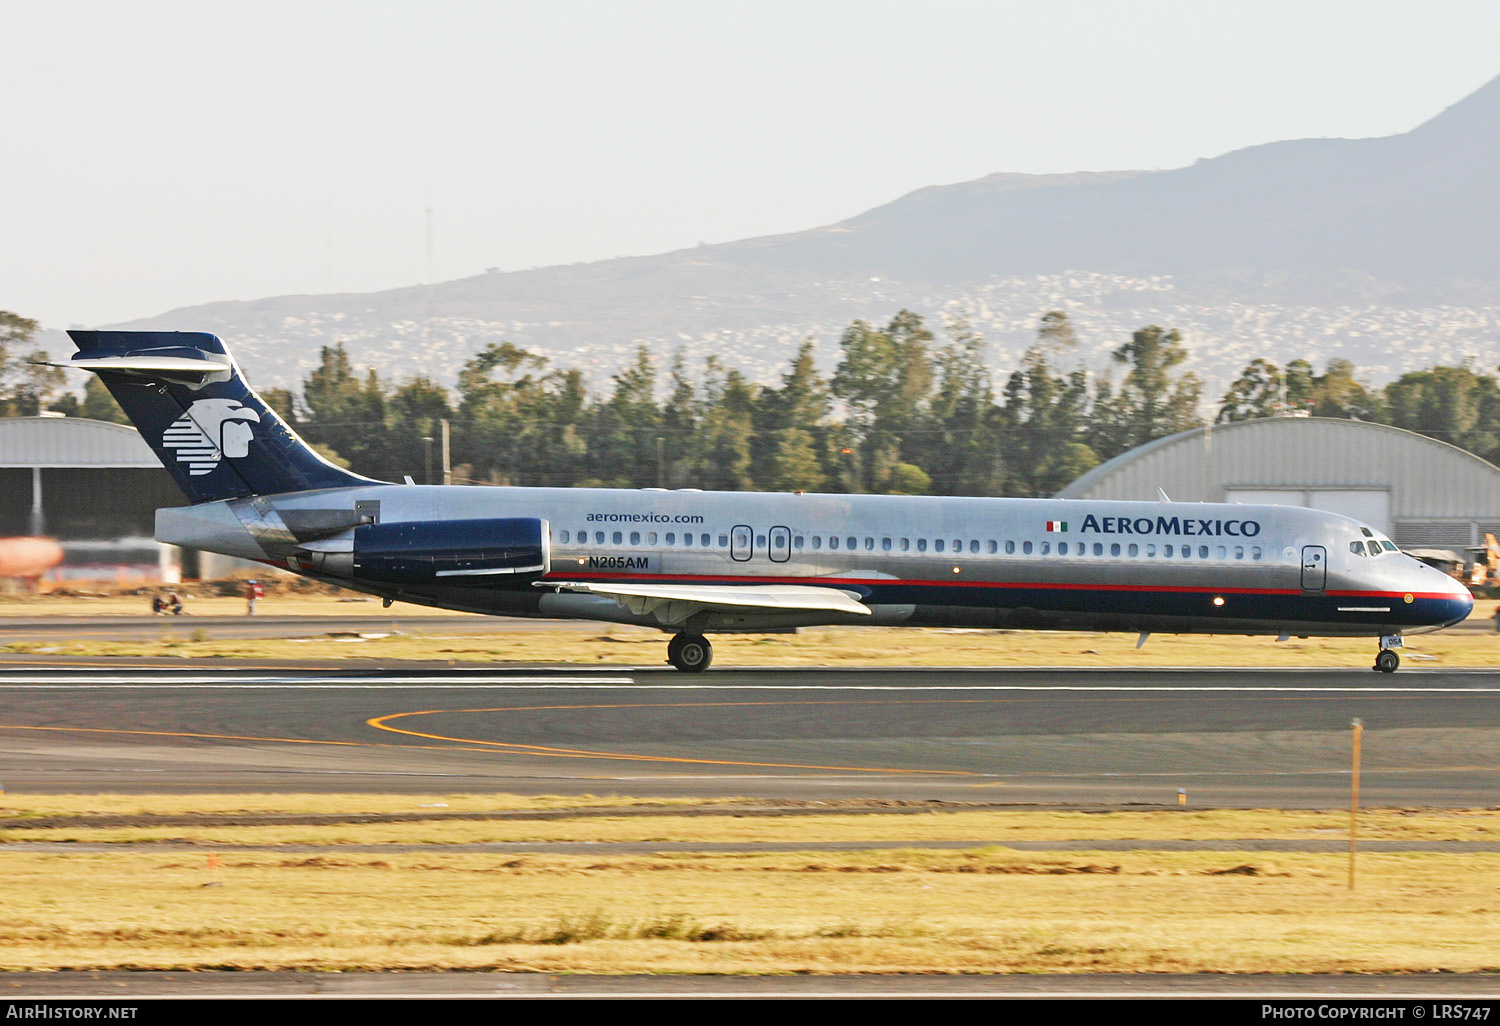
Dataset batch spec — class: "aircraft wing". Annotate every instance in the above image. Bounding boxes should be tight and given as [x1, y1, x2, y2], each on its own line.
[540, 581, 871, 625]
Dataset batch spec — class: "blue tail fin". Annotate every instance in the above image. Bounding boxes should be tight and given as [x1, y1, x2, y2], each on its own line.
[67, 330, 385, 503]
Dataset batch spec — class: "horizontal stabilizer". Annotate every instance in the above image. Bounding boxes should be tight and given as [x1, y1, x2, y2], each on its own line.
[63, 351, 233, 383]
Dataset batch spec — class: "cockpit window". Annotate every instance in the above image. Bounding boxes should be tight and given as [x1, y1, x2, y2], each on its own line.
[1350, 541, 1366, 556]
[1360, 527, 1374, 538]
[1381, 540, 1398, 552]
[1366, 541, 1383, 557]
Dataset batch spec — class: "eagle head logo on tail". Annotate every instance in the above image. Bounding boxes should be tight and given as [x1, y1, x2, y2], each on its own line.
[161, 399, 261, 476]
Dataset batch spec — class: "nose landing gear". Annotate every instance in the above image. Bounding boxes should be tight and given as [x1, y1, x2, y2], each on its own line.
[1373, 634, 1403, 673]
[667, 632, 713, 673]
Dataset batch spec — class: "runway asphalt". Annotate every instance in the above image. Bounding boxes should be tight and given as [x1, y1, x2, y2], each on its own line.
[0, 613, 574, 643]
[4, 660, 1500, 999]
[1, 663, 1497, 805]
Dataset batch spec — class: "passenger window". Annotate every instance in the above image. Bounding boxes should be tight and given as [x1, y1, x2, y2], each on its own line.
[612, 531, 623, 545]
[952, 539, 961, 552]
[846, 537, 856, 550]
[630, 531, 641, 545]
[665, 532, 675, 545]
[559, 531, 569, 544]
[647, 532, 656, 544]
[756, 535, 766, 548]
[1146, 544, 1156, 557]
[900, 538, 910, 551]
[1022, 541, 1033, 554]
[969, 540, 980, 554]
[1198, 545, 1208, 559]
[1163, 544, 1173, 557]
[918, 538, 928, 552]
[830, 537, 840, 550]
[700, 533, 710, 546]
[1005, 540, 1015, 554]
[882, 538, 892, 551]
[1215, 545, 1226, 559]
[1058, 542, 1068, 555]
[1093, 543, 1103, 556]
[1234, 546, 1244, 559]
[812, 536, 822, 550]
[718, 534, 728, 548]
[935, 539, 945, 553]
[864, 537, 874, 551]
[1128, 543, 1138, 557]
[1041, 541, 1051, 555]
[794, 536, 804, 549]
[1110, 543, 1121, 557]
[1252, 546, 1263, 560]
[988, 540, 997, 554]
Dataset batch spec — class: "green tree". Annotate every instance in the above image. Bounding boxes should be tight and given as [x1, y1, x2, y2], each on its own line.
[0, 312, 41, 415]
[587, 346, 663, 487]
[457, 342, 586, 486]
[752, 339, 832, 489]
[998, 312, 1096, 495]
[831, 310, 935, 492]
[688, 358, 756, 491]
[765, 426, 827, 492]
[10, 353, 63, 416]
[925, 317, 1001, 495]
[1109, 325, 1202, 449]
[297, 344, 394, 476]
[1383, 363, 1500, 461]
[1218, 358, 1286, 422]
[1310, 358, 1383, 420]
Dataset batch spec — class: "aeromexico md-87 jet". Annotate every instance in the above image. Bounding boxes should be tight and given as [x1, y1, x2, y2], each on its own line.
[65, 330, 1472, 673]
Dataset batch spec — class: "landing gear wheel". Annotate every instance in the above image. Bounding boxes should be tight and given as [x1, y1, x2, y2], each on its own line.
[1374, 649, 1400, 674]
[667, 633, 713, 673]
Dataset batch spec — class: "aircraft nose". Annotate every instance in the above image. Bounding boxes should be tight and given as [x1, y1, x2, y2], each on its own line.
[1417, 563, 1473, 628]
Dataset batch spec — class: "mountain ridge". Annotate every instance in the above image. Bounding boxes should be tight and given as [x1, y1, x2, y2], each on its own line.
[97, 73, 1500, 394]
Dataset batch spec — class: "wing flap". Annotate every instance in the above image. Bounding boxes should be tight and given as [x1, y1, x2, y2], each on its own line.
[540, 581, 871, 624]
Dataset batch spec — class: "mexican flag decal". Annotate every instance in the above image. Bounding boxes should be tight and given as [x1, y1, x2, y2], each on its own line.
[1045, 521, 1067, 532]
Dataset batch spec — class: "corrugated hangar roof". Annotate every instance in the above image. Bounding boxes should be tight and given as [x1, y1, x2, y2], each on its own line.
[1055, 417, 1500, 547]
[1057, 417, 1500, 516]
[0, 417, 160, 468]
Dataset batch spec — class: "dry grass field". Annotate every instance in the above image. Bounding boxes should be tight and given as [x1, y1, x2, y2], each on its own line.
[7, 623, 1500, 668]
[2, 797, 1499, 973]
[2, 590, 1497, 669]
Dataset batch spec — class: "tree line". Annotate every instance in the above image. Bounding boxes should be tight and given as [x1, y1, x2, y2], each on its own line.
[7, 307, 1500, 493]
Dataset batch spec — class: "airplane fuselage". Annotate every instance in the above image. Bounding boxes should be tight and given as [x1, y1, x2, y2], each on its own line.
[158, 483, 1474, 639]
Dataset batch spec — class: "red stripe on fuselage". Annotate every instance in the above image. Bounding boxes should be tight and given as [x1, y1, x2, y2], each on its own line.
[541, 571, 1455, 602]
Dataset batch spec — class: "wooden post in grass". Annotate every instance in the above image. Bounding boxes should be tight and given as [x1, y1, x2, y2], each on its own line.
[1349, 718, 1362, 891]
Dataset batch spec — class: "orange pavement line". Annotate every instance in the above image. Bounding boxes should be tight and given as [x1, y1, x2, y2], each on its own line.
[369, 701, 978, 775]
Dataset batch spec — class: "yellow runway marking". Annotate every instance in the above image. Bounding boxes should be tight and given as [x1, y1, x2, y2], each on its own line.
[368, 700, 985, 774]
[0, 722, 504, 756]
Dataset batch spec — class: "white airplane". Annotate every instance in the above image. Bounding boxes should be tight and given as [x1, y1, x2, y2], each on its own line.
[66, 330, 1473, 673]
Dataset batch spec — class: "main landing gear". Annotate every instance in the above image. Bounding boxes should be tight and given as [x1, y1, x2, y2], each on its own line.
[1373, 634, 1403, 674]
[667, 632, 713, 673]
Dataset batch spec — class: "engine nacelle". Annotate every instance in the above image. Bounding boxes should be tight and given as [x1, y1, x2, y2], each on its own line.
[339, 517, 550, 585]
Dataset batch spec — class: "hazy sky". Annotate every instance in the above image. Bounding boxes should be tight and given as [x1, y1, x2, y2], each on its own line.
[5, 0, 1500, 329]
